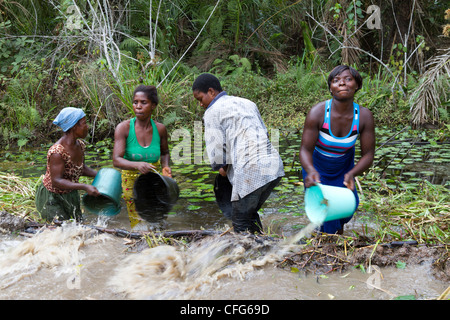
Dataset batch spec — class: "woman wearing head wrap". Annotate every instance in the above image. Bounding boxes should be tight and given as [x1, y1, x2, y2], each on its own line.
[113, 85, 172, 230]
[35, 107, 100, 221]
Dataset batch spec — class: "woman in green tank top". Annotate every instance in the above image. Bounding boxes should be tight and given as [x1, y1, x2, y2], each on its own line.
[113, 85, 172, 230]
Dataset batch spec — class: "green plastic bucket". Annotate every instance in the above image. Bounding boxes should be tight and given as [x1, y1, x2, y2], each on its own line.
[305, 183, 356, 225]
[133, 171, 180, 223]
[83, 168, 122, 216]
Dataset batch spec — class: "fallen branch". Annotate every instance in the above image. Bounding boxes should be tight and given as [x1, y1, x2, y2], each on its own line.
[90, 226, 221, 240]
[21, 220, 221, 240]
[437, 286, 450, 300]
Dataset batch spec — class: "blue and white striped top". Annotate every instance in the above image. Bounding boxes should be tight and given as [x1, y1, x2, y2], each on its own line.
[315, 99, 360, 157]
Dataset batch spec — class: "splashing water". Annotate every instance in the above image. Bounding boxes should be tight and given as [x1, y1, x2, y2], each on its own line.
[0, 218, 320, 299]
[283, 222, 320, 245]
[0, 219, 446, 300]
[108, 223, 319, 299]
[0, 221, 112, 290]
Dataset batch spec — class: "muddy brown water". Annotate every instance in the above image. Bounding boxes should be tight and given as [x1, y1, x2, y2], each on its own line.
[0, 131, 448, 300]
[0, 204, 447, 300]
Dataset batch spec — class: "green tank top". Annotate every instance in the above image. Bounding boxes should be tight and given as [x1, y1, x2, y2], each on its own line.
[124, 118, 161, 163]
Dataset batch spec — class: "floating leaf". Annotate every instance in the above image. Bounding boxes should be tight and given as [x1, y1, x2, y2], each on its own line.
[396, 261, 406, 269]
[394, 295, 416, 300]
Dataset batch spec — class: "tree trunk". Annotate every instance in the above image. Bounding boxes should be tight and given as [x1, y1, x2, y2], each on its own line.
[382, 0, 414, 61]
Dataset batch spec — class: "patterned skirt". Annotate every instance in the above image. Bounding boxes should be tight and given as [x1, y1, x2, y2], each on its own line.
[121, 162, 160, 230]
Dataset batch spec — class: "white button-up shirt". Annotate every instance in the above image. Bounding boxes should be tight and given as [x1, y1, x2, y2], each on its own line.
[203, 93, 284, 201]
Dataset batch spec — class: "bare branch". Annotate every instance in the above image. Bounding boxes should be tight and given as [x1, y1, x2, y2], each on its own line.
[305, 11, 405, 95]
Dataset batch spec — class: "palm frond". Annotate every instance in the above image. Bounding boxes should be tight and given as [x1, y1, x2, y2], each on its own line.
[409, 48, 450, 126]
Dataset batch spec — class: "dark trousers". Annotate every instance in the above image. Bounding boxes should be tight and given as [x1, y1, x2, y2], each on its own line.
[231, 177, 282, 234]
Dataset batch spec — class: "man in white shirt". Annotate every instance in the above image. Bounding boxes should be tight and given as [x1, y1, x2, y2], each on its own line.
[192, 73, 284, 234]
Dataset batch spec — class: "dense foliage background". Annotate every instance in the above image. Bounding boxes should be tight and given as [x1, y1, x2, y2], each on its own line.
[0, 0, 449, 149]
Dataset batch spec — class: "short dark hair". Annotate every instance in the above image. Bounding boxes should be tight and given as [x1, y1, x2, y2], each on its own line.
[327, 65, 363, 92]
[133, 85, 159, 105]
[192, 73, 223, 93]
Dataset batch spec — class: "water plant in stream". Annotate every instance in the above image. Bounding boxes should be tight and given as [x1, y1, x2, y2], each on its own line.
[359, 179, 449, 244]
[0, 173, 41, 221]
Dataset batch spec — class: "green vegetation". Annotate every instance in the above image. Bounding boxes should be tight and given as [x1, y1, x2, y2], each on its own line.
[0, 1, 448, 248]
[2, 125, 448, 245]
[0, 1, 449, 149]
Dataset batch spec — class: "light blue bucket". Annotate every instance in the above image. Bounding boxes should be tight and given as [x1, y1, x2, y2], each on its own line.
[305, 184, 356, 225]
[83, 168, 122, 216]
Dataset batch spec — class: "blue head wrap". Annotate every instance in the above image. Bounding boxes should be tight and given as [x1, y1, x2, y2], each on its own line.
[53, 107, 86, 132]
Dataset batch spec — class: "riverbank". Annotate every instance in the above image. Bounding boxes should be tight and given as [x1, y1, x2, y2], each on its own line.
[0, 210, 448, 300]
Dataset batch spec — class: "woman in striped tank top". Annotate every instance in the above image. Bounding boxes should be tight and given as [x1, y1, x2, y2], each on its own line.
[299, 66, 375, 234]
